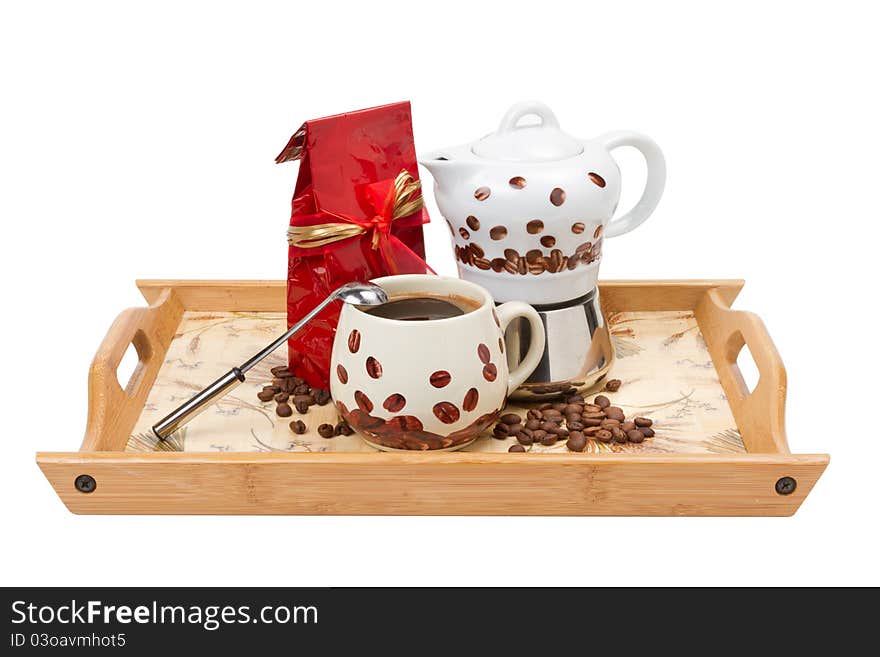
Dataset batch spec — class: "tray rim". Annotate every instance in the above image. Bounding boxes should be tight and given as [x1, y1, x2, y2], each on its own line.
[36, 278, 830, 516]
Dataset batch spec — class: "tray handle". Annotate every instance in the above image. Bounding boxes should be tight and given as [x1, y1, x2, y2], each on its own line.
[82, 288, 184, 451]
[696, 288, 789, 454]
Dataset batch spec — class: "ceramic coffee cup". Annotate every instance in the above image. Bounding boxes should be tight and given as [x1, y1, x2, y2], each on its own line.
[330, 275, 545, 451]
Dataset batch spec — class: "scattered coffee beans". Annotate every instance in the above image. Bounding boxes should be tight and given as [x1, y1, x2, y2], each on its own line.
[604, 379, 622, 392]
[289, 420, 307, 434]
[276, 403, 293, 418]
[317, 423, 335, 439]
[509, 444, 526, 452]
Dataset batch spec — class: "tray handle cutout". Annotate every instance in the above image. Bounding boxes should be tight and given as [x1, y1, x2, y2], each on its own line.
[697, 288, 788, 454]
[81, 288, 184, 451]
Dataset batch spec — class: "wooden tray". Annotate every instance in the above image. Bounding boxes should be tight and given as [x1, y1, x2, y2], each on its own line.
[36, 279, 828, 515]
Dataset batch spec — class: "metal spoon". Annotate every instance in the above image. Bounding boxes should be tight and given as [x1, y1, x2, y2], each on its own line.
[151, 281, 388, 441]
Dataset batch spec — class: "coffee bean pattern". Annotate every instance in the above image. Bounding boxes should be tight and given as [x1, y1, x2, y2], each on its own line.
[354, 390, 373, 413]
[336, 364, 348, 384]
[458, 227, 470, 240]
[430, 370, 452, 388]
[489, 226, 507, 240]
[462, 387, 479, 412]
[509, 176, 526, 189]
[482, 363, 498, 382]
[498, 337, 504, 354]
[594, 224, 603, 239]
[347, 329, 361, 353]
[455, 240, 603, 275]
[477, 343, 491, 364]
[571, 222, 585, 234]
[550, 187, 566, 206]
[466, 215, 480, 231]
[383, 393, 406, 413]
[433, 401, 461, 424]
[365, 356, 382, 379]
[526, 219, 544, 234]
[588, 172, 606, 188]
[474, 186, 491, 201]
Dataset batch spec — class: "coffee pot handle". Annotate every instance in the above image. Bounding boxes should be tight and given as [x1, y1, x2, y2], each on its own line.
[496, 302, 546, 395]
[595, 131, 666, 238]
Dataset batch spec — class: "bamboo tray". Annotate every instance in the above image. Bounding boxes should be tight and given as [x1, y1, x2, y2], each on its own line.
[37, 279, 828, 515]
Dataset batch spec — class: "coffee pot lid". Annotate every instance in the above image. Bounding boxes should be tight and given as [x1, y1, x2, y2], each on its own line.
[471, 101, 583, 162]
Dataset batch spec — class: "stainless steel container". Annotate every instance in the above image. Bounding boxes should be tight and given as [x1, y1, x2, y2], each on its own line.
[502, 289, 613, 401]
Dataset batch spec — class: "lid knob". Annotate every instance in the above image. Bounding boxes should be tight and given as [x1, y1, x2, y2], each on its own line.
[472, 101, 583, 162]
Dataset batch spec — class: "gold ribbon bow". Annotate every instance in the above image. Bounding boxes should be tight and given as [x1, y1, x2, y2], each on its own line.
[287, 170, 424, 250]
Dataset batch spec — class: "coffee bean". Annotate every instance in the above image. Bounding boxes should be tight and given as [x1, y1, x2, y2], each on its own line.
[475, 257, 491, 270]
[588, 172, 606, 188]
[458, 227, 470, 240]
[314, 389, 331, 405]
[517, 258, 527, 275]
[354, 390, 373, 413]
[502, 260, 518, 274]
[625, 429, 642, 443]
[504, 248, 519, 262]
[430, 370, 452, 388]
[383, 393, 406, 413]
[595, 429, 613, 443]
[516, 431, 534, 446]
[566, 256, 578, 271]
[509, 176, 527, 189]
[276, 403, 293, 418]
[567, 432, 587, 452]
[509, 444, 526, 452]
[526, 219, 544, 234]
[571, 222, 585, 234]
[528, 262, 545, 275]
[336, 364, 348, 384]
[433, 401, 460, 424]
[565, 413, 581, 425]
[594, 225, 604, 239]
[540, 433, 558, 446]
[532, 429, 547, 442]
[294, 400, 309, 414]
[289, 420, 307, 434]
[582, 412, 605, 420]
[568, 421, 585, 431]
[600, 419, 620, 428]
[604, 379, 622, 392]
[257, 389, 275, 402]
[583, 426, 602, 435]
[605, 407, 625, 421]
[639, 427, 655, 438]
[489, 226, 507, 240]
[575, 242, 592, 256]
[474, 186, 491, 201]
[491, 257, 506, 272]
[348, 329, 361, 353]
[474, 343, 490, 364]
[493, 424, 510, 438]
[466, 215, 480, 231]
[611, 427, 627, 443]
[550, 187, 566, 206]
[524, 419, 540, 431]
[337, 421, 355, 436]
[563, 404, 582, 415]
[312, 423, 332, 438]
[634, 417, 653, 428]
[386, 415, 423, 432]
[621, 421, 636, 432]
[462, 387, 479, 412]
[525, 249, 542, 264]
[582, 418, 602, 427]
[500, 413, 521, 425]
[470, 243, 485, 258]
[293, 383, 310, 396]
[550, 249, 564, 271]
[482, 363, 498, 381]
[594, 395, 611, 409]
[527, 409, 543, 420]
[273, 392, 289, 403]
[540, 421, 558, 432]
[541, 235, 557, 248]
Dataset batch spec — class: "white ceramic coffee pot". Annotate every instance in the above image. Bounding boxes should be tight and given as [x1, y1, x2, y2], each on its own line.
[420, 101, 666, 305]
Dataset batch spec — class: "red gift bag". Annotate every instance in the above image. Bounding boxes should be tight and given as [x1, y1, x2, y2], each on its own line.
[277, 101, 432, 389]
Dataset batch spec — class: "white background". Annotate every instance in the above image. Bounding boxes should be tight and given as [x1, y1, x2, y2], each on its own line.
[1, 1, 877, 586]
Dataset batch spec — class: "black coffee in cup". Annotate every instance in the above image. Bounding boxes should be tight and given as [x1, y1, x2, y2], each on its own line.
[365, 294, 480, 321]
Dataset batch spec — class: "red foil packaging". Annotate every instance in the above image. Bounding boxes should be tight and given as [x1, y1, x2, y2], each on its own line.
[277, 101, 432, 389]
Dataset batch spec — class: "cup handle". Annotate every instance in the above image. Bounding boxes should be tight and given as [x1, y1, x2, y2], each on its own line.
[594, 130, 666, 238]
[496, 301, 546, 395]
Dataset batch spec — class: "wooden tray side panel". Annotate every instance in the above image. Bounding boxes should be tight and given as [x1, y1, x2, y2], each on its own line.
[695, 289, 789, 454]
[37, 453, 827, 517]
[82, 288, 184, 452]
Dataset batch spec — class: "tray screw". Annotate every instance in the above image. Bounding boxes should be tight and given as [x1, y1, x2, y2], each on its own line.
[775, 476, 796, 495]
[74, 474, 97, 494]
